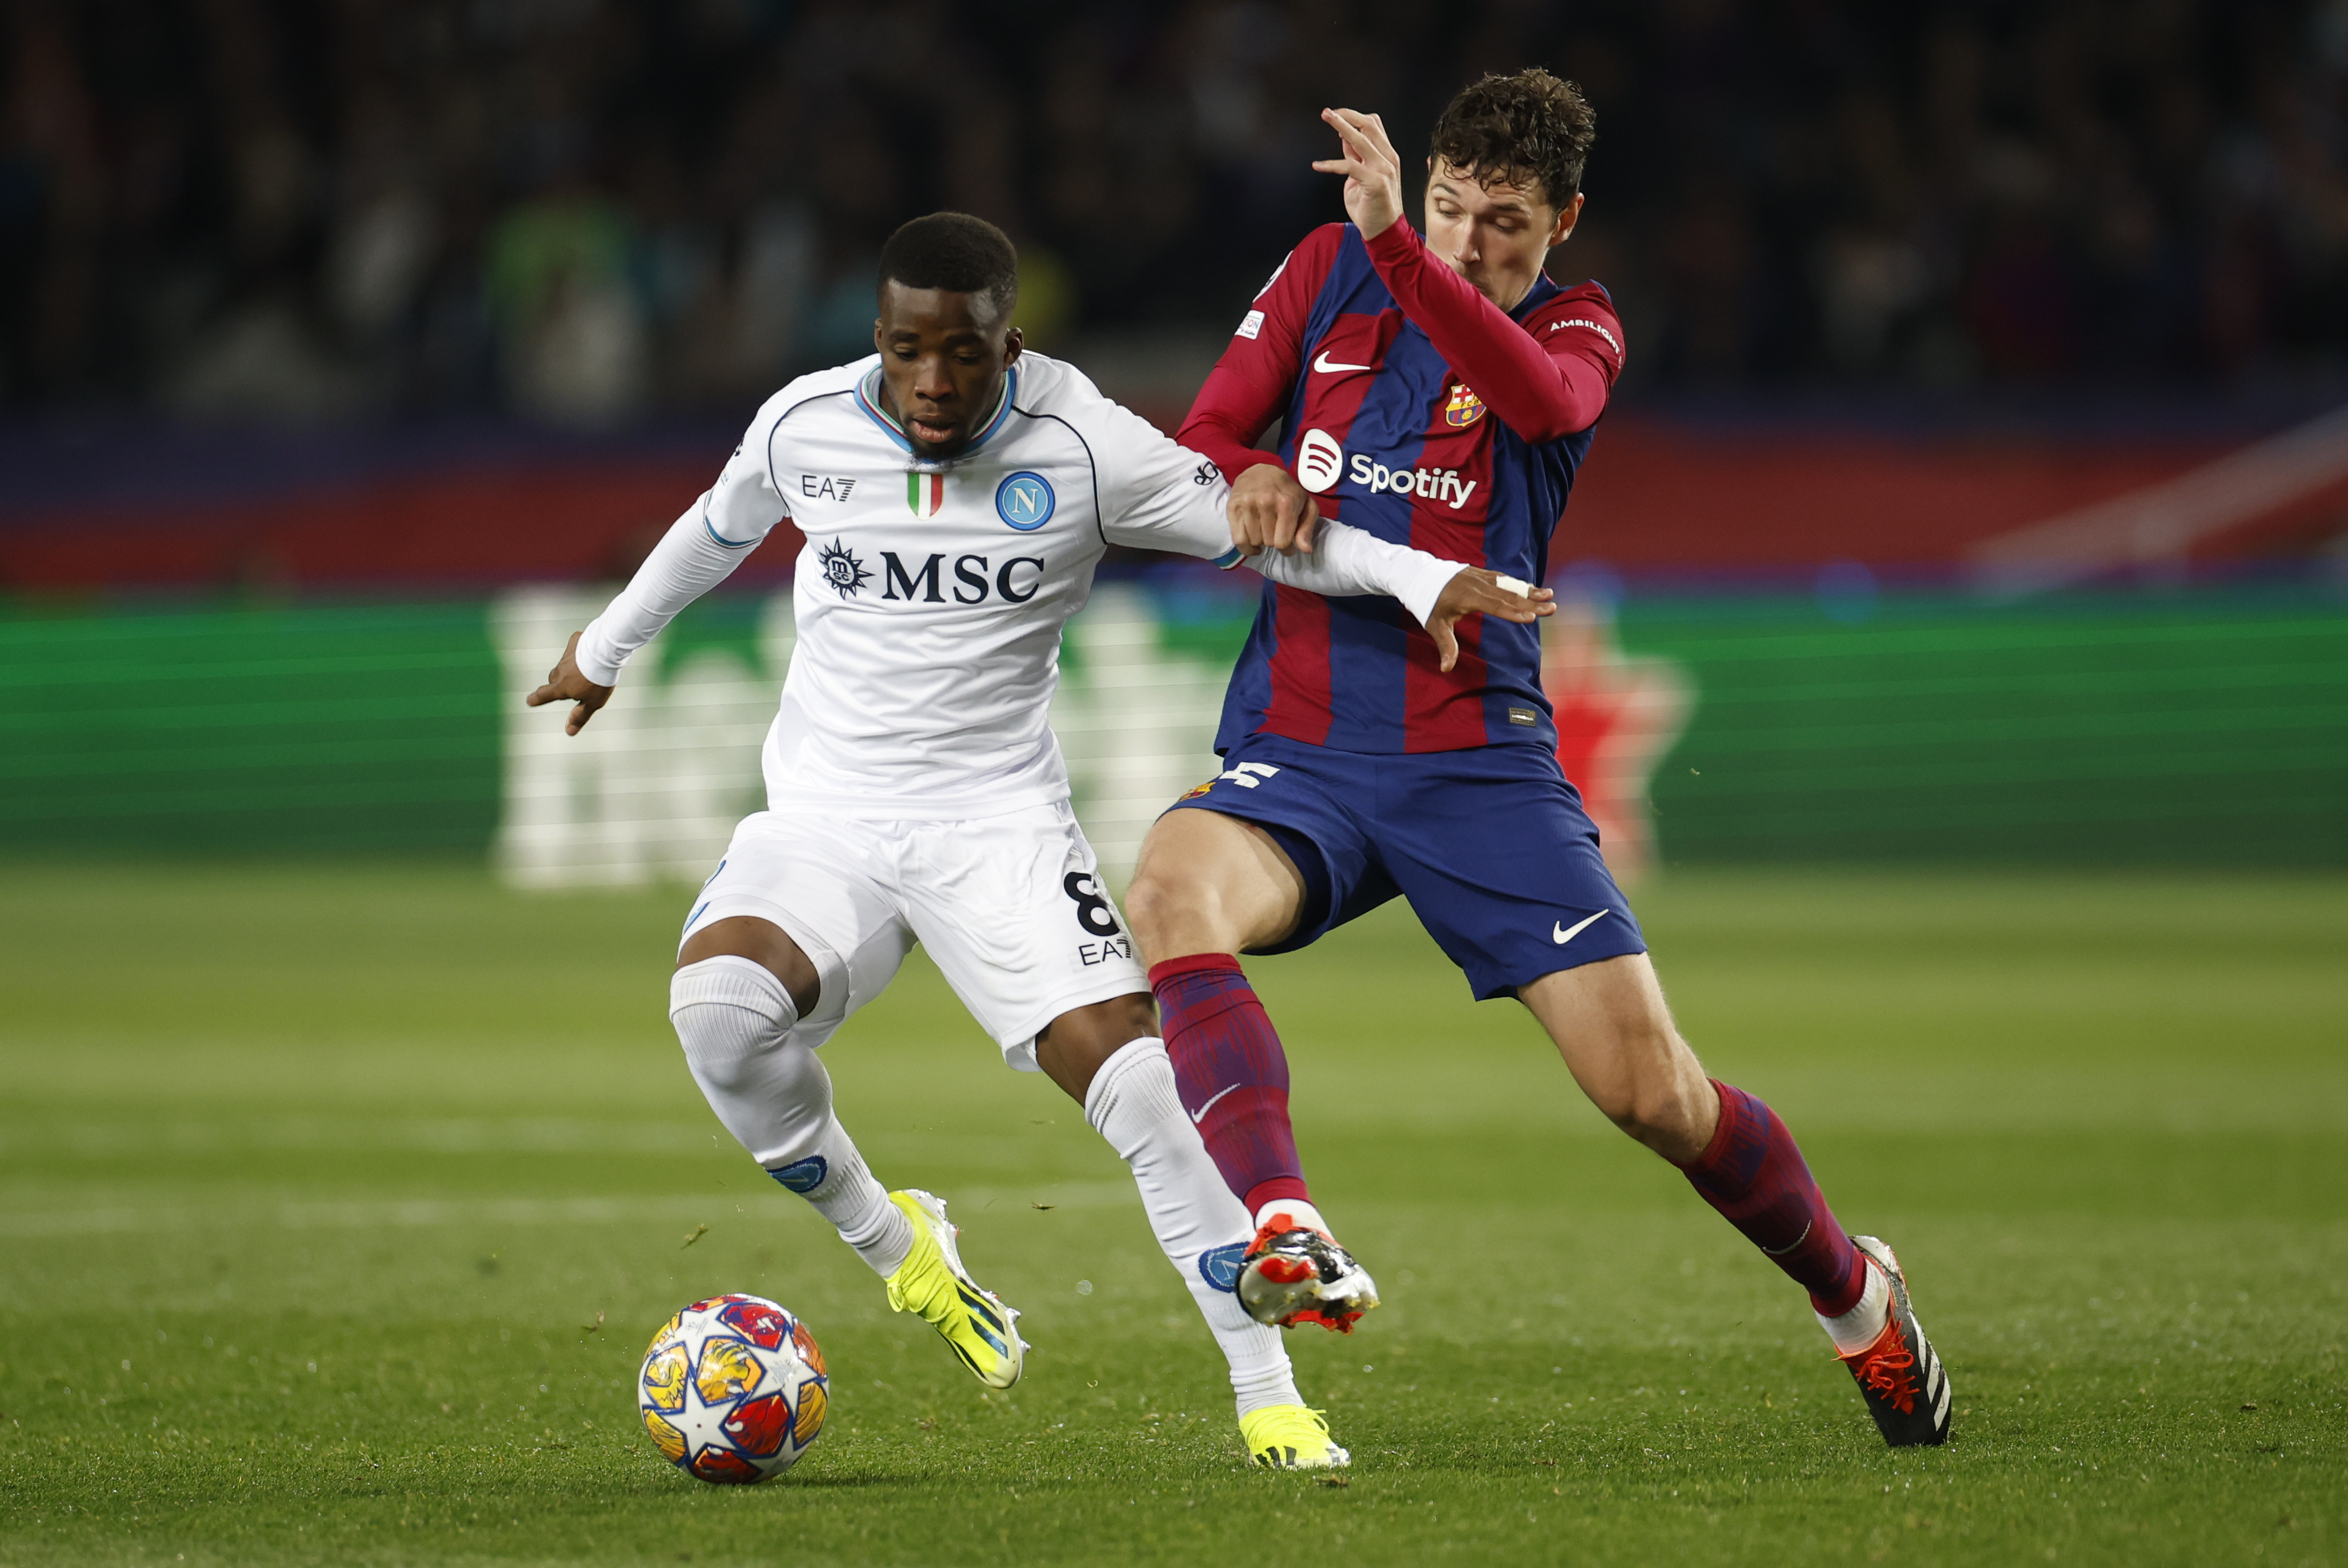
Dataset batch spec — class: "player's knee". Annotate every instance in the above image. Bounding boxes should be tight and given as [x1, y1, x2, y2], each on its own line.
[1617, 1075, 1689, 1141]
[1587, 1023, 1700, 1143]
[670, 957, 799, 1097]
[1122, 861, 1211, 949]
[672, 1003, 771, 1096]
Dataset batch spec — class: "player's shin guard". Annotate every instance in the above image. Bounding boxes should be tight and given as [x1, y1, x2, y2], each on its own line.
[670, 956, 911, 1276]
[1679, 1078, 1869, 1318]
[1149, 955, 1310, 1216]
[1084, 1036, 1301, 1418]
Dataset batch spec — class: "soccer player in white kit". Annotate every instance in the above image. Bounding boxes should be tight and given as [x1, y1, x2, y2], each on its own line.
[528, 214, 1551, 1471]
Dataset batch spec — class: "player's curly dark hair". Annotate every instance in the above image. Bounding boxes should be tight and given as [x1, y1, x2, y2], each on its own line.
[1429, 69, 1597, 208]
[878, 212, 1020, 320]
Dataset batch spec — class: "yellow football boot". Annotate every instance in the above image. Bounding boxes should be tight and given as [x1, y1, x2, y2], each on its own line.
[883, 1188, 1025, 1390]
[1238, 1404, 1350, 1469]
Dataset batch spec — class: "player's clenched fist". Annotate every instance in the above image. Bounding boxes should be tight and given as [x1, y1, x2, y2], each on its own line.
[1226, 462, 1321, 556]
[525, 630, 616, 736]
[1425, 567, 1556, 673]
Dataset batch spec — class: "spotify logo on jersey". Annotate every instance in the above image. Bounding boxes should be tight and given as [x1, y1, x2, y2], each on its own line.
[1295, 428, 1345, 493]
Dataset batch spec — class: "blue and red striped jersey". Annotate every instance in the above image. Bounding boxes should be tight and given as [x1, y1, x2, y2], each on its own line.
[1180, 219, 1625, 754]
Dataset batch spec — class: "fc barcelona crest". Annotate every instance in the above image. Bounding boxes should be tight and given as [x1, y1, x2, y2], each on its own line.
[1445, 384, 1485, 428]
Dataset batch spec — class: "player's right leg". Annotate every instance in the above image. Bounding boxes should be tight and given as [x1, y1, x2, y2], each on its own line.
[899, 801, 1341, 1466]
[1034, 998, 1346, 1469]
[668, 814, 1023, 1389]
[1125, 761, 1384, 1332]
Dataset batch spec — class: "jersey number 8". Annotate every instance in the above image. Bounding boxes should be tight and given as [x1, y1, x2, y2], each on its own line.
[1061, 873, 1123, 938]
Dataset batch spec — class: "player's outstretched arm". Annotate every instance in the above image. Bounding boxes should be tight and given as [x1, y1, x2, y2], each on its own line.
[525, 631, 616, 736]
[525, 503, 761, 738]
[1248, 522, 1554, 671]
[525, 425, 791, 738]
[1071, 366, 1553, 655]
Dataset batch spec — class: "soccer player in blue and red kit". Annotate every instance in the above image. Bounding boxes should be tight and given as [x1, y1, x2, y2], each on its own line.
[1126, 70, 1951, 1448]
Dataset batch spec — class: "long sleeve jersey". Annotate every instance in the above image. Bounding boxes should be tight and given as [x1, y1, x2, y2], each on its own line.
[1179, 218, 1626, 755]
[576, 351, 1466, 819]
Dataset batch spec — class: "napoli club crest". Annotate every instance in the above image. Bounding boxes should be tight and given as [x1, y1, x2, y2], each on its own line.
[995, 471, 1055, 531]
[1196, 1242, 1247, 1293]
[817, 538, 872, 598]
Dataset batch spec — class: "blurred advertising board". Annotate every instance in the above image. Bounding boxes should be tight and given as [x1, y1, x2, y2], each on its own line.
[4, 583, 2341, 877]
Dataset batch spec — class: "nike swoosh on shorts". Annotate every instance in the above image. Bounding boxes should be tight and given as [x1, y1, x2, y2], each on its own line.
[1553, 910, 1610, 945]
[1313, 351, 1372, 373]
[1190, 1083, 1242, 1124]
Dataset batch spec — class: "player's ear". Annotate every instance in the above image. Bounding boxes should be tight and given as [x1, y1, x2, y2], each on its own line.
[1549, 193, 1584, 248]
[1001, 325, 1024, 366]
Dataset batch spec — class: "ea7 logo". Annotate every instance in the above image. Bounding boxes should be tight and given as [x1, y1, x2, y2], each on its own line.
[800, 475, 856, 501]
[1216, 763, 1280, 789]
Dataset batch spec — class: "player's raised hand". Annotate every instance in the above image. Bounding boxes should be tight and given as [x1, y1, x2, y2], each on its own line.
[1313, 107, 1406, 241]
[1227, 462, 1320, 555]
[525, 630, 616, 736]
[1425, 568, 1556, 674]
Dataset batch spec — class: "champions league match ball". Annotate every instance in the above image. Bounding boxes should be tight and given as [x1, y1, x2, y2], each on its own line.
[637, 1293, 829, 1483]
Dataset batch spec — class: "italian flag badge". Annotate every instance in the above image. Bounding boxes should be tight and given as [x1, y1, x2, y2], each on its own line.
[906, 471, 945, 518]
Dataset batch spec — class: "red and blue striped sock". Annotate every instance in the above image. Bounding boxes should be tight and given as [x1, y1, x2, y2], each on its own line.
[1148, 953, 1309, 1217]
[1682, 1078, 1869, 1317]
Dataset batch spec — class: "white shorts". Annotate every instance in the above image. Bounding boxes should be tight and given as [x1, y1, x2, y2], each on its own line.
[680, 800, 1145, 1072]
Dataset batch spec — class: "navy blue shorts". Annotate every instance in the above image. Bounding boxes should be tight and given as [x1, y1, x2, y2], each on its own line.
[1163, 733, 1647, 1001]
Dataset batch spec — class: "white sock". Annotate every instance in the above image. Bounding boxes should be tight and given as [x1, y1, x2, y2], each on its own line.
[670, 956, 912, 1277]
[1085, 1037, 1301, 1420]
[1817, 1257, 1891, 1356]
[1251, 1197, 1334, 1239]
[788, 1116, 913, 1277]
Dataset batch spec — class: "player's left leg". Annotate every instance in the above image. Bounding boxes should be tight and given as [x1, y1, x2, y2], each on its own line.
[1518, 957, 1951, 1447]
[1371, 743, 1949, 1447]
[1125, 805, 1314, 1225]
[1128, 744, 1393, 1332]
[906, 802, 1346, 1468]
[1034, 999, 1344, 1469]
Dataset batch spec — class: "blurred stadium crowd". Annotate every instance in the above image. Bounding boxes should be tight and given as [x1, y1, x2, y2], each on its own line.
[5, 0, 2348, 424]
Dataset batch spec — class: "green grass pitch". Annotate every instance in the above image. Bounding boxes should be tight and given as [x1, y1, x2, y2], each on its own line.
[1, 862, 2341, 1565]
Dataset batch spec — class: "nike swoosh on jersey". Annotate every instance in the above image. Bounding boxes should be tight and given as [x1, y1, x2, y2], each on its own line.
[1189, 1083, 1242, 1124]
[1553, 910, 1611, 945]
[1312, 351, 1374, 373]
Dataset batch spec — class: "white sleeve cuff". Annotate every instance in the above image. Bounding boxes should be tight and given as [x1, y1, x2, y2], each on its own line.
[1250, 519, 1470, 628]
[1391, 553, 1467, 629]
[573, 618, 628, 687]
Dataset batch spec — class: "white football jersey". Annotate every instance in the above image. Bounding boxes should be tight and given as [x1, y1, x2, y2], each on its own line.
[578, 351, 1460, 819]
